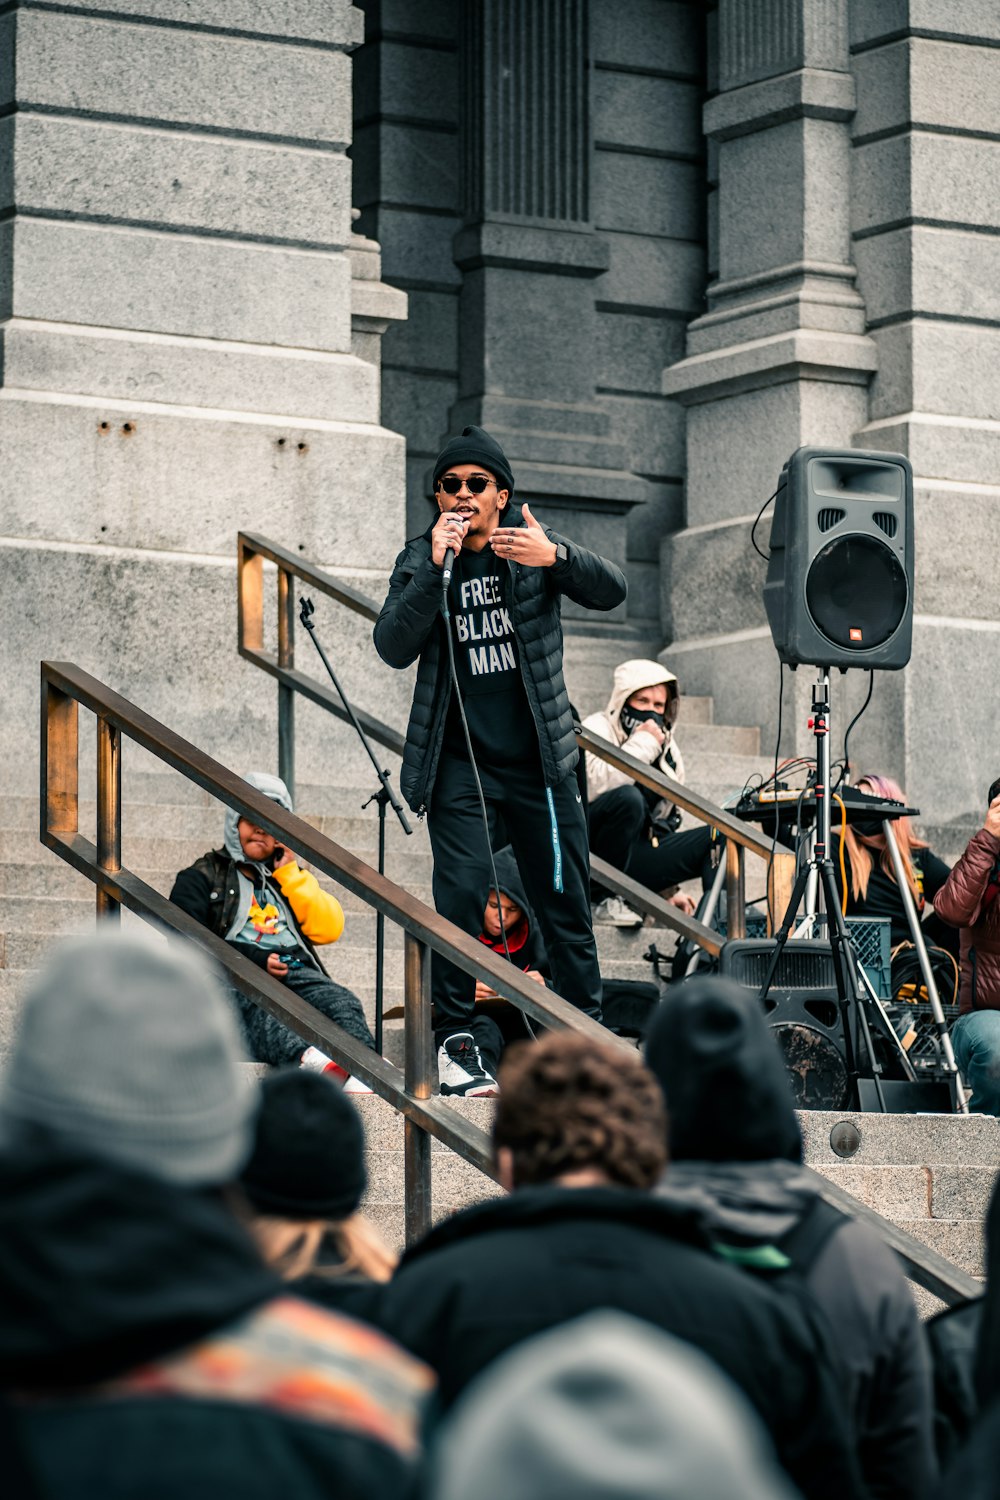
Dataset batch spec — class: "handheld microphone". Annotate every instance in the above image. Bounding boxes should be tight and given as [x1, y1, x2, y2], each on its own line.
[441, 513, 472, 589]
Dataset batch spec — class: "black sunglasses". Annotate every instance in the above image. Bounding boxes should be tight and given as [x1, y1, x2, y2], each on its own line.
[437, 474, 496, 495]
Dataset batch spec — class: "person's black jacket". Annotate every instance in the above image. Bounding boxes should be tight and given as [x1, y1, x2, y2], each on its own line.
[0, 1141, 431, 1500]
[373, 512, 626, 813]
[926, 1297, 983, 1468]
[378, 1184, 867, 1500]
[647, 977, 937, 1500]
[170, 848, 331, 976]
[937, 1396, 1000, 1499]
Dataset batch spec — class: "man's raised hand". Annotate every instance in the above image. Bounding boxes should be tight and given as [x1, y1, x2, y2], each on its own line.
[489, 503, 557, 568]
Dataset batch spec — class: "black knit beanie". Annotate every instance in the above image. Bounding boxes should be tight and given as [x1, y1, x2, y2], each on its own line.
[432, 425, 515, 497]
[240, 1067, 367, 1220]
[645, 977, 802, 1165]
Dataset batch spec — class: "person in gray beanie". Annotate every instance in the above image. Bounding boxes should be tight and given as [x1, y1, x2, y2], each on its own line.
[0, 927, 433, 1500]
[375, 424, 627, 1096]
[0, 926, 256, 1185]
[430, 1311, 801, 1500]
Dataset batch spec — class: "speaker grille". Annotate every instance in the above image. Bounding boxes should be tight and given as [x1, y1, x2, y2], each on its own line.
[873, 511, 898, 538]
[723, 946, 836, 990]
[817, 507, 846, 533]
[805, 534, 908, 651]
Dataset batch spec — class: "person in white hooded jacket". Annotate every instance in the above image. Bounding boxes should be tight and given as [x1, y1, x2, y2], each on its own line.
[582, 659, 717, 926]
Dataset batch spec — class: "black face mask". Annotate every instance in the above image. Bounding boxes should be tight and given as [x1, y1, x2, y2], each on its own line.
[853, 816, 884, 838]
[620, 705, 666, 740]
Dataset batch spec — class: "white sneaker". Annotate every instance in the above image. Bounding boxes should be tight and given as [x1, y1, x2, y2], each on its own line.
[591, 895, 643, 928]
[343, 1075, 373, 1094]
[438, 1032, 499, 1097]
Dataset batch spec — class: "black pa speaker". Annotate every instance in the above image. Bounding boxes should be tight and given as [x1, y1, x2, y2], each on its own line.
[763, 447, 914, 670]
[720, 939, 849, 1108]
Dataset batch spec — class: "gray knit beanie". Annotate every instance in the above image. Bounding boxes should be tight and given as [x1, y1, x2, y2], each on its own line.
[0, 927, 257, 1186]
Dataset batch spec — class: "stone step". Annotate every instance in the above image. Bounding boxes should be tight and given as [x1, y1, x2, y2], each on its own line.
[812, 1162, 997, 1222]
[0, 907, 669, 1007]
[0, 832, 438, 884]
[800, 1108, 1000, 1168]
[350, 1095, 999, 1260]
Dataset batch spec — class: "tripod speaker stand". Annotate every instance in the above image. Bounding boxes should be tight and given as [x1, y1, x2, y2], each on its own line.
[755, 671, 921, 1112]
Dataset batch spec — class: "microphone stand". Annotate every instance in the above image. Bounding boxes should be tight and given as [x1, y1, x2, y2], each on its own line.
[299, 596, 412, 1054]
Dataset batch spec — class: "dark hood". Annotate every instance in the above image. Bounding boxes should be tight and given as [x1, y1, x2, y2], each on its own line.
[0, 1137, 279, 1389]
[645, 978, 802, 1165]
[480, 846, 537, 953]
[397, 1184, 710, 1272]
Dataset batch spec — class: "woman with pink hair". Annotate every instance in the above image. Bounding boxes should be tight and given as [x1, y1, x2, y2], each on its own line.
[833, 772, 953, 951]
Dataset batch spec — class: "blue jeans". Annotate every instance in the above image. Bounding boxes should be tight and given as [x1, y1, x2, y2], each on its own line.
[951, 1010, 1000, 1115]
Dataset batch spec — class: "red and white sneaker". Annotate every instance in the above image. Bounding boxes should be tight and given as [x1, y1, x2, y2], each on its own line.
[300, 1047, 372, 1093]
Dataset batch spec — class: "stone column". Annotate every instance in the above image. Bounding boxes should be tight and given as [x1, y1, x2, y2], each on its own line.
[0, 2, 407, 790]
[849, 3, 1000, 828]
[660, 0, 885, 761]
[448, 0, 642, 612]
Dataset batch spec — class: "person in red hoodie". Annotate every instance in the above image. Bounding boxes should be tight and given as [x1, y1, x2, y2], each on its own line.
[933, 778, 1000, 1114]
[471, 849, 550, 1080]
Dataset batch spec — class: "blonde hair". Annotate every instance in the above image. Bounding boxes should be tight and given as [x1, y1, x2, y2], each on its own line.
[845, 773, 928, 905]
[250, 1211, 397, 1284]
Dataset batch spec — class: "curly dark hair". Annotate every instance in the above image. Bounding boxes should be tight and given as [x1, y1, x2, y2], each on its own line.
[493, 1032, 667, 1190]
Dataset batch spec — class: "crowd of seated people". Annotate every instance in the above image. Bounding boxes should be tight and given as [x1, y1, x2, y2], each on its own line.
[4, 924, 1000, 1499]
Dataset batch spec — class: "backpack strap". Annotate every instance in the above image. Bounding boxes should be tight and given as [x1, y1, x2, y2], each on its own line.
[775, 1194, 848, 1275]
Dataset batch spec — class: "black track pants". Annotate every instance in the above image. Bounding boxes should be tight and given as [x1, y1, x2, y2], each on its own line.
[589, 783, 716, 897]
[427, 753, 602, 1043]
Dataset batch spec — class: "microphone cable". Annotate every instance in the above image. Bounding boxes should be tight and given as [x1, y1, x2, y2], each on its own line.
[441, 565, 538, 1041]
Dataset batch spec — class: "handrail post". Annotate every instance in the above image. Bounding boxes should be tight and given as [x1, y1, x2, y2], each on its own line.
[238, 538, 264, 653]
[40, 672, 79, 843]
[277, 565, 295, 800]
[404, 932, 434, 1246]
[726, 841, 746, 940]
[96, 715, 122, 921]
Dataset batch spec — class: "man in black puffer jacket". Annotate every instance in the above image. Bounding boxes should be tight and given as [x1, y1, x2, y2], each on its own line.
[374, 425, 626, 1097]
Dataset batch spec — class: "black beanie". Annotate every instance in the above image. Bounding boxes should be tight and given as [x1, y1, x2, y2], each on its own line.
[645, 977, 802, 1165]
[240, 1067, 367, 1220]
[432, 425, 516, 498]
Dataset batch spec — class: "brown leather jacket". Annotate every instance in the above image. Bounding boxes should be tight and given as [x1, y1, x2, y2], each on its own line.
[932, 829, 1000, 1013]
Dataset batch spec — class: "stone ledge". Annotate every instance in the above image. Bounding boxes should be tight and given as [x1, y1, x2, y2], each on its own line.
[453, 221, 611, 279]
[663, 328, 878, 405]
[30, 0, 366, 49]
[705, 67, 856, 142]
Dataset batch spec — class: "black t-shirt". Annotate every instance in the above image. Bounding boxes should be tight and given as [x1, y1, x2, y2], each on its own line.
[443, 547, 538, 765]
[832, 835, 951, 944]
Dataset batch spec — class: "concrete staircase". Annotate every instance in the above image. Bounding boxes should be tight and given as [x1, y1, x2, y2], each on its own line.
[3, 636, 996, 1290]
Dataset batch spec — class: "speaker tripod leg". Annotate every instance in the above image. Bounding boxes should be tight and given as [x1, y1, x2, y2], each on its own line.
[755, 860, 815, 1006]
[817, 859, 890, 1113]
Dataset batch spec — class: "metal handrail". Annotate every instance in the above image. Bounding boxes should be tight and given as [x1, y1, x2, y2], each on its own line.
[39, 660, 982, 1303]
[41, 660, 633, 1244]
[229, 536, 985, 1304]
[237, 531, 796, 947]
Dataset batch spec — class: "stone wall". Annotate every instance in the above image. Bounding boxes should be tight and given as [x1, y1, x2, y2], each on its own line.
[662, 0, 1000, 828]
[0, 0, 409, 795]
[354, 0, 707, 625]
